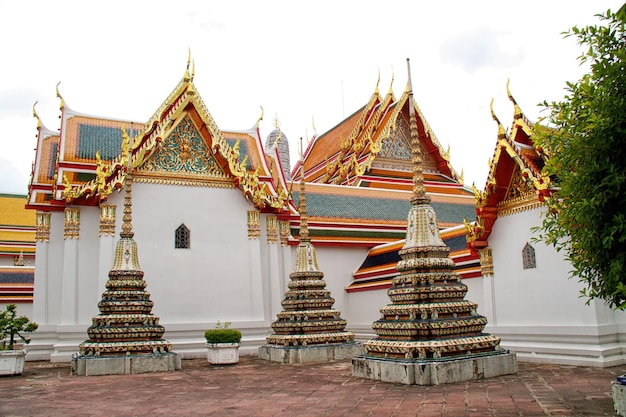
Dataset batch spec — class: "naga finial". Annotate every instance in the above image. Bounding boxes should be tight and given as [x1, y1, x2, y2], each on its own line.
[490, 98, 506, 139]
[506, 78, 522, 119]
[256, 106, 264, 127]
[375, 67, 380, 94]
[184, 48, 192, 82]
[56, 81, 65, 110]
[32, 101, 41, 129]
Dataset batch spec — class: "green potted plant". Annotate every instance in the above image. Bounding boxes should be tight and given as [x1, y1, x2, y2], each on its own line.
[0, 304, 38, 375]
[204, 321, 241, 365]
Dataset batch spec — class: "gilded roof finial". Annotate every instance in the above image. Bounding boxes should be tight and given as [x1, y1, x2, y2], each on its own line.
[406, 58, 429, 205]
[490, 98, 506, 139]
[375, 67, 381, 94]
[506, 79, 522, 119]
[32, 101, 41, 129]
[256, 106, 264, 127]
[271, 114, 283, 149]
[389, 65, 395, 94]
[184, 48, 192, 82]
[56, 81, 65, 110]
[311, 116, 316, 136]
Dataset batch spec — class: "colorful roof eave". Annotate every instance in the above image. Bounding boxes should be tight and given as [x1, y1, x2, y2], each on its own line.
[58, 62, 291, 213]
[465, 93, 551, 249]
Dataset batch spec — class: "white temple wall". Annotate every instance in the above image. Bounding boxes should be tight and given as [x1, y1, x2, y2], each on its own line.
[128, 183, 268, 324]
[75, 208, 101, 324]
[28, 183, 295, 361]
[488, 207, 626, 366]
[312, 246, 378, 337]
[40, 211, 65, 326]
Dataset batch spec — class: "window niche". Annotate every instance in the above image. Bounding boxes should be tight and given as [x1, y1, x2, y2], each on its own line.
[175, 224, 190, 249]
[522, 242, 536, 269]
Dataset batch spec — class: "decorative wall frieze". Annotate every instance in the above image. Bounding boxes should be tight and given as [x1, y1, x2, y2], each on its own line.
[247, 210, 260, 240]
[64, 208, 80, 240]
[35, 211, 51, 242]
[478, 247, 494, 276]
[266, 215, 278, 244]
[279, 220, 291, 246]
[497, 191, 543, 217]
[99, 205, 116, 237]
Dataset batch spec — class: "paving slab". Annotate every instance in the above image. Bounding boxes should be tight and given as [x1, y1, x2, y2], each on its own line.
[0, 356, 625, 416]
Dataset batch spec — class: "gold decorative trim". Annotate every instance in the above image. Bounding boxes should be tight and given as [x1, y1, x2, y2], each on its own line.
[497, 192, 543, 217]
[266, 215, 278, 244]
[132, 173, 235, 188]
[99, 205, 116, 237]
[247, 210, 260, 240]
[36, 212, 51, 242]
[478, 247, 494, 276]
[64, 208, 80, 240]
[279, 220, 290, 246]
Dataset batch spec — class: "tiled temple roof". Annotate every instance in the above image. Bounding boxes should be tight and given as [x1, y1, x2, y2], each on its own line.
[0, 267, 34, 302]
[465, 83, 551, 250]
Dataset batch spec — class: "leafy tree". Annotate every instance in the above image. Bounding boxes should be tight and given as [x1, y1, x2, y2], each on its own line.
[533, 6, 626, 308]
[0, 304, 38, 350]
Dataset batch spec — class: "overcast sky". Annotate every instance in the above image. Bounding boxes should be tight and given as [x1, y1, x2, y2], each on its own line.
[0, 1, 622, 195]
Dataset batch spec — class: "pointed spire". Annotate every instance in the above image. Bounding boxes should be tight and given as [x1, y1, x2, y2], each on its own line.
[32, 101, 41, 129]
[184, 48, 192, 82]
[256, 105, 264, 128]
[506, 79, 522, 120]
[297, 137, 310, 244]
[490, 98, 507, 140]
[406, 58, 430, 205]
[55, 81, 65, 110]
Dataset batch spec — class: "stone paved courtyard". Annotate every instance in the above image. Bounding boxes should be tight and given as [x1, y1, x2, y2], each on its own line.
[1, 356, 625, 416]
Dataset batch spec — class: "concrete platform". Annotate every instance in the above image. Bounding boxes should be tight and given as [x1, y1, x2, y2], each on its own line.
[258, 342, 363, 363]
[352, 351, 517, 385]
[70, 352, 181, 376]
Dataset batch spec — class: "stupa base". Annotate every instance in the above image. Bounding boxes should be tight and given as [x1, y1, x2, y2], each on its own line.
[352, 351, 516, 385]
[258, 342, 363, 364]
[71, 352, 181, 376]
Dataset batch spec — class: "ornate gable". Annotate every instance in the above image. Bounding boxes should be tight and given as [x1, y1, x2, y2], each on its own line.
[466, 84, 552, 250]
[375, 116, 437, 172]
[135, 115, 232, 187]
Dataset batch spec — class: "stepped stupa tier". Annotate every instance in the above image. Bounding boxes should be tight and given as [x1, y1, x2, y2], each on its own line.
[352, 59, 515, 385]
[265, 244, 353, 346]
[259, 140, 360, 362]
[363, 200, 500, 359]
[72, 151, 180, 375]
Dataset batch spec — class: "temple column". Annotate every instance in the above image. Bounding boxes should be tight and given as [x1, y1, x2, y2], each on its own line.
[264, 215, 283, 320]
[33, 212, 51, 324]
[60, 207, 80, 325]
[97, 205, 116, 300]
[479, 247, 497, 325]
[247, 210, 265, 319]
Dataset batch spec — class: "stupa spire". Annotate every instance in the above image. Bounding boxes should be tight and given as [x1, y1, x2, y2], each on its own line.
[353, 58, 514, 385]
[259, 138, 357, 361]
[74, 128, 178, 373]
[407, 58, 430, 205]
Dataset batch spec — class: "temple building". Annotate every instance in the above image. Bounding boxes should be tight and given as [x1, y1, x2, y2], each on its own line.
[21, 58, 626, 367]
[463, 82, 626, 366]
[0, 193, 35, 314]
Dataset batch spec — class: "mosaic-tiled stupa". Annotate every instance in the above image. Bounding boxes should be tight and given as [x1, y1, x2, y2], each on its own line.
[258, 140, 361, 363]
[72, 155, 180, 375]
[352, 59, 516, 385]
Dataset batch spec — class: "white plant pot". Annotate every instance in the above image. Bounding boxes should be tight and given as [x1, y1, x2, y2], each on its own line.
[0, 350, 26, 376]
[206, 343, 240, 364]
